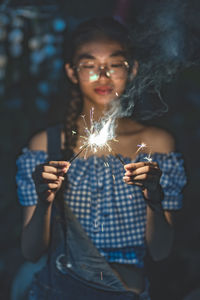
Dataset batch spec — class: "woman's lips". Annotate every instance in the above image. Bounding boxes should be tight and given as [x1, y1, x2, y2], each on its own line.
[94, 87, 113, 95]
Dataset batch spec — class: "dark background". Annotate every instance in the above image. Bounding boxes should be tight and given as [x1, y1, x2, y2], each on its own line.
[0, 1, 200, 299]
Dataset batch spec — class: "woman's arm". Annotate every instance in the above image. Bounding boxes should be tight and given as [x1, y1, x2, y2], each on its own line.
[124, 128, 177, 261]
[20, 132, 70, 262]
[21, 203, 53, 262]
[145, 191, 174, 261]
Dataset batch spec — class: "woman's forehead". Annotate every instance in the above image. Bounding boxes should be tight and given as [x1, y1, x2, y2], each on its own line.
[74, 39, 126, 62]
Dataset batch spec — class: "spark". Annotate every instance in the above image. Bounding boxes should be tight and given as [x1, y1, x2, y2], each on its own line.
[136, 143, 147, 153]
[70, 108, 117, 162]
[144, 153, 152, 163]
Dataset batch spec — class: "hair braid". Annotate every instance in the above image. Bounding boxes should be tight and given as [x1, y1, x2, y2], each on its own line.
[55, 90, 83, 255]
[62, 88, 83, 161]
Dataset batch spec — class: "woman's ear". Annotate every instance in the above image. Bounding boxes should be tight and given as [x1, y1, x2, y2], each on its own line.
[129, 60, 139, 81]
[65, 63, 78, 84]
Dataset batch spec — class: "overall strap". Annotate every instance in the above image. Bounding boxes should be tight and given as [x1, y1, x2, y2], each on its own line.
[47, 124, 63, 161]
[46, 125, 127, 292]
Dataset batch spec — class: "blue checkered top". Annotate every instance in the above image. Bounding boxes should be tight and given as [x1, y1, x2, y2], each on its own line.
[16, 148, 186, 267]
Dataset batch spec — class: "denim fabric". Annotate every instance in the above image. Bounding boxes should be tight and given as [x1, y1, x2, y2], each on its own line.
[28, 203, 150, 300]
[28, 272, 139, 300]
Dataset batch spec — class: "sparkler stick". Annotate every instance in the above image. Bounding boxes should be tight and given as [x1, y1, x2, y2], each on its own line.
[112, 151, 125, 165]
[69, 144, 88, 163]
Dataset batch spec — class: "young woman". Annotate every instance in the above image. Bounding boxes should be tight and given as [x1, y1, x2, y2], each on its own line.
[16, 17, 186, 300]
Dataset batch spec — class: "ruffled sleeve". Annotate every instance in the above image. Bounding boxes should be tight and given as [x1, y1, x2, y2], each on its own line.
[16, 148, 48, 206]
[150, 152, 187, 210]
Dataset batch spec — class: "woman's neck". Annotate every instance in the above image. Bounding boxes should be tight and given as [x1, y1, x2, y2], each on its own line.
[78, 102, 109, 130]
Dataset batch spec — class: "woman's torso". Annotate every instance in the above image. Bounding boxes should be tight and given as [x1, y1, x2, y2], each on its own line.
[62, 118, 152, 294]
[26, 117, 174, 295]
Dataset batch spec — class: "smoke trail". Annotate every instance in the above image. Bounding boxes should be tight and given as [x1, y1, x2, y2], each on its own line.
[101, 0, 200, 126]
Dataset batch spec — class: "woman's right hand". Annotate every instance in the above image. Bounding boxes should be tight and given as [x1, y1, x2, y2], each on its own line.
[32, 161, 71, 204]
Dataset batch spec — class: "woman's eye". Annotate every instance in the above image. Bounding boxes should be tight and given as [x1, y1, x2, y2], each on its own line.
[110, 63, 124, 68]
[82, 65, 95, 69]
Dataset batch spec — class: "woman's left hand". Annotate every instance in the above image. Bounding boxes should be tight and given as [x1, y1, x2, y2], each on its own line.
[123, 162, 163, 201]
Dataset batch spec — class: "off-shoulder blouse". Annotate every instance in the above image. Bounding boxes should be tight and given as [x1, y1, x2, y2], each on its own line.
[16, 149, 186, 267]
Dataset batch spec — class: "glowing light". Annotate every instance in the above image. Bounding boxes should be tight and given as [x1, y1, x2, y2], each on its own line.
[89, 73, 99, 82]
[136, 143, 147, 153]
[88, 119, 112, 149]
[70, 108, 117, 163]
[144, 154, 152, 162]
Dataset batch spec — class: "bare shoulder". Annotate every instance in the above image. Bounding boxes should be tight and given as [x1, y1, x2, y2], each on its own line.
[28, 130, 47, 152]
[142, 126, 175, 154]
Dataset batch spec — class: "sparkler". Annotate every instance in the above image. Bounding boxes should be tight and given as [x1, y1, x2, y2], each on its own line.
[136, 142, 152, 162]
[69, 107, 152, 167]
[69, 109, 124, 164]
[69, 144, 88, 163]
[144, 153, 152, 163]
[136, 143, 147, 153]
[112, 151, 125, 165]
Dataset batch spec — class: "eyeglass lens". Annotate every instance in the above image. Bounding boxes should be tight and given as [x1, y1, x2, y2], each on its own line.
[77, 61, 129, 82]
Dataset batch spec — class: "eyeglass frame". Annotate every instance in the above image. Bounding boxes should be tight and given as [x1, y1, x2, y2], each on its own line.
[73, 60, 130, 81]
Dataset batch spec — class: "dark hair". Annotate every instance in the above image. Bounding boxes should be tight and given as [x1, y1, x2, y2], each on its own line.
[62, 17, 134, 161]
[66, 17, 135, 66]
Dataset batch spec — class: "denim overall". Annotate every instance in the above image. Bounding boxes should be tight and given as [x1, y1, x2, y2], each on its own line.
[28, 125, 149, 300]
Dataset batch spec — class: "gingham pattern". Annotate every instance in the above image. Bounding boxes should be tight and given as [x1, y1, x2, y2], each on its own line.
[16, 148, 186, 267]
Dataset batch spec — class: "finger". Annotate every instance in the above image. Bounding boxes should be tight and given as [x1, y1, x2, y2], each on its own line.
[124, 162, 145, 170]
[124, 173, 158, 182]
[129, 174, 154, 181]
[41, 172, 59, 181]
[49, 161, 70, 168]
[41, 172, 65, 181]
[123, 179, 145, 187]
[125, 166, 160, 177]
[49, 161, 71, 174]
[124, 161, 157, 171]
[37, 182, 60, 193]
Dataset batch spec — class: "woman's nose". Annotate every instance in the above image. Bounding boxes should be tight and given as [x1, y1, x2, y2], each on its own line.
[98, 66, 111, 79]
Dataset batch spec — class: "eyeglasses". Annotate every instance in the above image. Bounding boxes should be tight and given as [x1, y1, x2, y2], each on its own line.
[75, 60, 129, 82]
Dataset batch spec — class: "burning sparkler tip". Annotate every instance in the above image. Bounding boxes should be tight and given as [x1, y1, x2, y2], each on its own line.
[136, 143, 147, 153]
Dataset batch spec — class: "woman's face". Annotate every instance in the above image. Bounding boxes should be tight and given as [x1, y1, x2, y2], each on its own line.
[65, 39, 137, 109]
